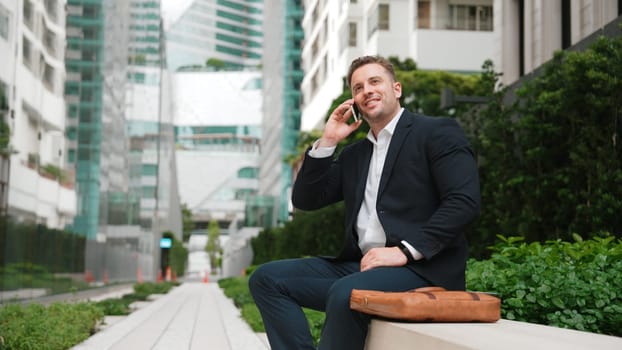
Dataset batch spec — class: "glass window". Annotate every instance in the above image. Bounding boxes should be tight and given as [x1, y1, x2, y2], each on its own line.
[0, 3, 10, 40]
[43, 63, 55, 92]
[348, 22, 357, 47]
[378, 4, 389, 30]
[448, 5, 493, 31]
[142, 164, 158, 176]
[22, 36, 32, 68]
[417, 0, 430, 29]
[237, 167, 258, 179]
[141, 186, 156, 198]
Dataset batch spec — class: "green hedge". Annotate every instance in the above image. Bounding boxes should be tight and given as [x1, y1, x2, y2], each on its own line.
[467, 234, 622, 336]
[0, 282, 178, 350]
[0, 302, 103, 350]
[0, 217, 85, 273]
[251, 203, 345, 265]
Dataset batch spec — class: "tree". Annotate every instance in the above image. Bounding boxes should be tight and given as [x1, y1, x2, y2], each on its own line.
[181, 203, 194, 242]
[205, 58, 225, 70]
[467, 35, 622, 256]
[205, 220, 222, 274]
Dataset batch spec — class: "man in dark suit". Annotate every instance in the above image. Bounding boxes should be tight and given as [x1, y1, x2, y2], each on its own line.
[249, 55, 481, 349]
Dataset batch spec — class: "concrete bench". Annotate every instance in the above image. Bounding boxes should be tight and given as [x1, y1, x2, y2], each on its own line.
[364, 319, 622, 350]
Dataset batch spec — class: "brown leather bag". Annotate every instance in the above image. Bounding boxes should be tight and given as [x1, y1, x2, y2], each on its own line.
[350, 286, 501, 322]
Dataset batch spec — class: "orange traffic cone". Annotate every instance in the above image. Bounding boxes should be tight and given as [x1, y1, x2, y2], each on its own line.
[137, 266, 143, 283]
[203, 271, 209, 284]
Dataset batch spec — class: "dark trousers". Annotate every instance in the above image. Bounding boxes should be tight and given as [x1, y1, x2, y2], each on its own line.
[248, 257, 430, 350]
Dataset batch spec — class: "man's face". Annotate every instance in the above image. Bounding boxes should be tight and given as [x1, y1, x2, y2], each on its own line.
[350, 63, 402, 125]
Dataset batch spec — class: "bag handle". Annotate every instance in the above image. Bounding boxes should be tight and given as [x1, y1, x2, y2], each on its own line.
[411, 286, 446, 293]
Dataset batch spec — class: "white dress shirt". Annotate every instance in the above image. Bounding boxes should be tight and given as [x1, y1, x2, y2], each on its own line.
[308, 108, 423, 260]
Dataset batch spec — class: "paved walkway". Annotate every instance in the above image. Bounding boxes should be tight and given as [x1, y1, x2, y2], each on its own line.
[72, 281, 269, 350]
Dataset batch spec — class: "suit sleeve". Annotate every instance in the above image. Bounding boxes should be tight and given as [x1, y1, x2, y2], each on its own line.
[291, 148, 344, 211]
[414, 118, 481, 259]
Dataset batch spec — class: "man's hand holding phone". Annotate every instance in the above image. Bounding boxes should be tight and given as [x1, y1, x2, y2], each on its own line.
[318, 99, 363, 148]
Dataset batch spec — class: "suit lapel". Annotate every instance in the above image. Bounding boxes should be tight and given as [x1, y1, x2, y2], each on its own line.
[378, 112, 415, 196]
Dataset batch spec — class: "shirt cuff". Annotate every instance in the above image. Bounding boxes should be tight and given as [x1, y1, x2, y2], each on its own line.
[308, 140, 336, 158]
[400, 240, 424, 261]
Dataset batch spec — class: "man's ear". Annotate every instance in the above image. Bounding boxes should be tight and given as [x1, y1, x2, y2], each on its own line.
[394, 81, 402, 99]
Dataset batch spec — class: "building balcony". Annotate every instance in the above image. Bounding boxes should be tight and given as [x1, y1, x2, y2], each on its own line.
[67, 16, 104, 27]
[68, 0, 103, 7]
[8, 159, 77, 229]
[67, 37, 103, 47]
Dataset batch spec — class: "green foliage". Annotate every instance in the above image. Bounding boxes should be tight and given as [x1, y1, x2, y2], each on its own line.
[468, 36, 622, 256]
[0, 120, 9, 152]
[206, 220, 222, 272]
[39, 164, 67, 183]
[93, 298, 131, 316]
[181, 203, 195, 242]
[132, 281, 176, 299]
[93, 281, 177, 316]
[205, 58, 226, 70]
[251, 203, 345, 265]
[0, 262, 89, 295]
[0, 302, 104, 350]
[162, 232, 188, 277]
[467, 235, 622, 336]
[0, 282, 178, 349]
[0, 216, 85, 275]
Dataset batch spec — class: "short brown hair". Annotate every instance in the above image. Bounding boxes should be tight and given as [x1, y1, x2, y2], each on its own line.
[346, 55, 396, 88]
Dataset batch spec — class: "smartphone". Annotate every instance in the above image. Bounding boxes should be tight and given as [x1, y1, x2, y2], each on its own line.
[350, 104, 360, 122]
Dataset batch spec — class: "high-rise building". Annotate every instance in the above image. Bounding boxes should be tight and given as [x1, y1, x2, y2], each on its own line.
[259, 0, 304, 227]
[493, 0, 621, 86]
[165, 0, 264, 72]
[126, 0, 182, 242]
[65, 0, 107, 238]
[1, 0, 76, 229]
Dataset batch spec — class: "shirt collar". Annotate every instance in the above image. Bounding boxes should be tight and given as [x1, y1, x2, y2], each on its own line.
[366, 108, 404, 143]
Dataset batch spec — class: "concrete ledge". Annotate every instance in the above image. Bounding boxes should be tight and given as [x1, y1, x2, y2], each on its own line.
[364, 319, 622, 350]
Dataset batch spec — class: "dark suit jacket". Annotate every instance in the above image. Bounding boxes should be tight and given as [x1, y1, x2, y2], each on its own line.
[291, 110, 481, 290]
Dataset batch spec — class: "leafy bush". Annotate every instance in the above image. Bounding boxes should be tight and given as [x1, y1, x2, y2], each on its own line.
[251, 203, 345, 265]
[467, 234, 622, 336]
[0, 262, 89, 295]
[132, 281, 177, 299]
[0, 302, 104, 350]
[0, 281, 178, 349]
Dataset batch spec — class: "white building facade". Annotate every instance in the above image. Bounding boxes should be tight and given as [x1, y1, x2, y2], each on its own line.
[173, 70, 262, 231]
[0, 0, 76, 228]
[301, 0, 496, 131]
[493, 0, 620, 86]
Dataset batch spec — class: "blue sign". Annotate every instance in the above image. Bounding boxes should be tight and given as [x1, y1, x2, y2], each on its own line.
[160, 237, 172, 249]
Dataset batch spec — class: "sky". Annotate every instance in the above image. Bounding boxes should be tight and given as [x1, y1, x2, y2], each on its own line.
[160, 0, 194, 27]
